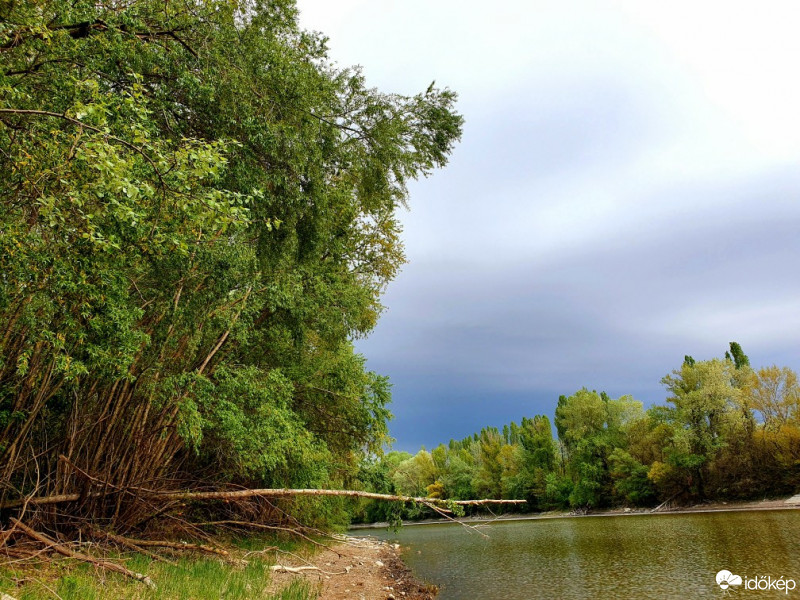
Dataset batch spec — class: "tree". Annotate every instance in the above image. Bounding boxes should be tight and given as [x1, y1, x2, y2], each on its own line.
[440, 447, 478, 500]
[474, 428, 504, 498]
[554, 389, 643, 508]
[392, 450, 438, 497]
[515, 415, 556, 506]
[661, 358, 741, 497]
[747, 366, 800, 429]
[608, 448, 656, 506]
[0, 0, 462, 527]
[554, 389, 606, 450]
[726, 342, 751, 370]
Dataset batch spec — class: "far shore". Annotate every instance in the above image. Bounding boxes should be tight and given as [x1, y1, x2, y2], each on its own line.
[350, 496, 800, 530]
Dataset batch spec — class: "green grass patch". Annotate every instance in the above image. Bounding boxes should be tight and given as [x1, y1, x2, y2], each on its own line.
[0, 535, 320, 600]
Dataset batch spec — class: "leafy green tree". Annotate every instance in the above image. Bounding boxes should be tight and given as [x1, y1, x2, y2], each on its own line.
[439, 448, 478, 500]
[543, 472, 573, 509]
[514, 415, 556, 506]
[661, 358, 741, 497]
[555, 389, 644, 508]
[747, 366, 800, 429]
[608, 448, 656, 506]
[474, 428, 504, 498]
[0, 0, 461, 526]
[726, 341, 751, 369]
[554, 389, 606, 450]
[392, 450, 438, 497]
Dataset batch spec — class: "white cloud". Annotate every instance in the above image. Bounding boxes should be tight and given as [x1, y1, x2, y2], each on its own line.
[297, 0, 800, 263]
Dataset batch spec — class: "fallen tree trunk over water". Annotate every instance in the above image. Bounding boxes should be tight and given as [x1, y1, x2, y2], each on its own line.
[0, 488, 527, 510]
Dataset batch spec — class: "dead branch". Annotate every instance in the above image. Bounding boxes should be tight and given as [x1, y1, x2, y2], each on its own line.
[199, 520, 336, 554]
[651, 492, 680, 513]
[113, 538, 229, 558]
[270, 564, 351, 576]
[422, 500, 490, 538]
[9, 519, 155, 588]
[87, 528, 177, 565]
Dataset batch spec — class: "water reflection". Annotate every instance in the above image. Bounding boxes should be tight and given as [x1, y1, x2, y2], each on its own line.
[360, 510, 800, 599]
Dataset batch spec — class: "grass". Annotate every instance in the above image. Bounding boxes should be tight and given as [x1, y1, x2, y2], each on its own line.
[0, 535, 320, 600]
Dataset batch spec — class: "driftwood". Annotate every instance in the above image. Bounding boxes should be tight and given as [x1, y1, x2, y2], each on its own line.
[114, 538, 229, 557]
[270, 564, 352, 576]
[651, 492, 680, 513]
[0, 487, 528, 510]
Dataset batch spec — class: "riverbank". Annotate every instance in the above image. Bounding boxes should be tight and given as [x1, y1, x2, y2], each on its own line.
[0, 533, 437, 600]
[267, 536, 437, 599]
[350, 496, 800, 529]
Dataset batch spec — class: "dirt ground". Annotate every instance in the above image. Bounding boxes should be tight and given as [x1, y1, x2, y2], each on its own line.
[267, 535, 437, 600]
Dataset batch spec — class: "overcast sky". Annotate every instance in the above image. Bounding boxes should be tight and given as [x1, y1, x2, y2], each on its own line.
[295, 1, 800, 452]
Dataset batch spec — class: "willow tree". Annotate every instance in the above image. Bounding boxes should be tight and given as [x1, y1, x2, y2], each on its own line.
[0, 0, 462, 527]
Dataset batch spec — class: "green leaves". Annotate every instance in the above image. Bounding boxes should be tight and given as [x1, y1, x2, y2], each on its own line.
[0, 0, 461, 521]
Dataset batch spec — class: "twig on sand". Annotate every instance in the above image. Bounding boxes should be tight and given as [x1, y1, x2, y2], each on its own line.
[270, 564, 352, 576]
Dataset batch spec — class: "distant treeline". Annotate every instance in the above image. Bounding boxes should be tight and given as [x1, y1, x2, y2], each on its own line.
[354, 343, 800, 522]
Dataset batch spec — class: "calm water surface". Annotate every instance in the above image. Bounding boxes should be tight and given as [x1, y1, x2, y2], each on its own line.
[358, 510, 800, 599]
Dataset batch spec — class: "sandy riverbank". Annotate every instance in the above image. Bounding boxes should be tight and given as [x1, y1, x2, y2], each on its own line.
[267, 535, 437, 600]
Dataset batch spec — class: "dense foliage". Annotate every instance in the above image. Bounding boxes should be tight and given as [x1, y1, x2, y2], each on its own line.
[0, 0, 462, 528]
[355, 343, 800, 520]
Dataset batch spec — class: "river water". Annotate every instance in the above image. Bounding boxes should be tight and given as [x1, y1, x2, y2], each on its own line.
[358, 510, 800, 599]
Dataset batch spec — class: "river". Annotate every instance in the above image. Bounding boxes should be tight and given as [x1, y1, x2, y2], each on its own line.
[358, 509, 800, 599]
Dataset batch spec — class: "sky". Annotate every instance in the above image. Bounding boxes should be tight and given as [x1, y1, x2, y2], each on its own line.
[294, 0, 800, 452]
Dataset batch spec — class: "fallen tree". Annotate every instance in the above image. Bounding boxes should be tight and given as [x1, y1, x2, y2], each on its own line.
[0, 488, 527, 510]
[0, 488, 525, 585]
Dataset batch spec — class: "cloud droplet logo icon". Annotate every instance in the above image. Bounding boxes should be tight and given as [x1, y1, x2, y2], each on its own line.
[716, 570, 743, 590]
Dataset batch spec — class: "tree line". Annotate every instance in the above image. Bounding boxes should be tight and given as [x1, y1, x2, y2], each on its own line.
[355, 343, 800, 521]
